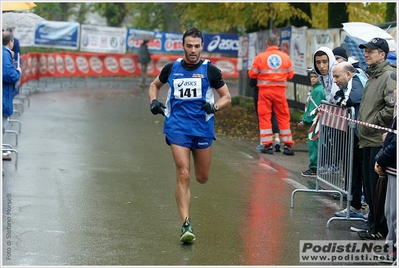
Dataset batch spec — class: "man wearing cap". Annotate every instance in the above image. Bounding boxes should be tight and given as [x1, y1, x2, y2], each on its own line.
[351, 37, 396, 240]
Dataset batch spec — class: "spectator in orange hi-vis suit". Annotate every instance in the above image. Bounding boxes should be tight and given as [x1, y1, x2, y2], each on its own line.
[248, 33, 295, 155]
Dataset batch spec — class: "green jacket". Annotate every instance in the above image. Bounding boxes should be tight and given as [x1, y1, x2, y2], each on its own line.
[357, 61, 396, 148]
[302, 82, 326, 125]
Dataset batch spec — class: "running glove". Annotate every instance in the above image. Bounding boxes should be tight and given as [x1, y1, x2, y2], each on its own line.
[150, 99, 166, 116]
[202, 101, 217, 114]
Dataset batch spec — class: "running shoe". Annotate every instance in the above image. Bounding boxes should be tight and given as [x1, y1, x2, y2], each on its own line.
[358, 229, 385, 240]
[301, 169, 317, 177]
[180, 218, 195, 243]
[256, 144, 265, 151]
[274, 143, 281, 152]
[334, 206, 365, 218]
[350, 221, 373, 232]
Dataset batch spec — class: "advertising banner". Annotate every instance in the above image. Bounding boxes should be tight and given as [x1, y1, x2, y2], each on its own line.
[80, 25, 127, 54]
[126, 28, 239, 55]
[290, 26, 308, 76]
[203, 33, 239, 55]
[34, 21, 80, 50]
[126, 28, 182, 53]
[13, 26, 36, 47]
[20, 52, 238, 85]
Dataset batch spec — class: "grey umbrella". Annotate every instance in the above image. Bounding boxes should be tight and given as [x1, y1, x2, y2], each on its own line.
[132, 33, 155, 41]
[2, 12, 45, 29]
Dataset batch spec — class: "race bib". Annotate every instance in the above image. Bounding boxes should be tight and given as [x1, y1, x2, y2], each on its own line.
[173, 78, 202, 99]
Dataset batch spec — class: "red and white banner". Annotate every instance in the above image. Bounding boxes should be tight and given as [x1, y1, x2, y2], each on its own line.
[20, 52, 238, 85]
[320, 104, 347, 131]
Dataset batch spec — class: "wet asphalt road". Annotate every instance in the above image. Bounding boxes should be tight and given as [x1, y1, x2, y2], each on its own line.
[2, 77, 387, 266]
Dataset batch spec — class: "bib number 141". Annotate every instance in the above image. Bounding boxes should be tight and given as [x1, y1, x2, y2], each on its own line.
[174, 78, 202, 99]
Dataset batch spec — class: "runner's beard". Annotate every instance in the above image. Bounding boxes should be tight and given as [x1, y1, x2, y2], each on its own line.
[184, 51, 200, 64]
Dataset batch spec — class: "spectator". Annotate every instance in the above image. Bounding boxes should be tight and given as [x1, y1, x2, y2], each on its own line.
[374, 71, 397, 262]
[138, 40, 151, 88]
[7, 28, 20, 65]
[312, 46, 340, 104]
[352, 37, 396, 240]
[332, 62, 365, 219]
[6, 27, 21, 96]
[333, 46, 348, 63]
[248, 33, 295, 155]
[298, 68, 326, 177]
[2, 31, 21, 161]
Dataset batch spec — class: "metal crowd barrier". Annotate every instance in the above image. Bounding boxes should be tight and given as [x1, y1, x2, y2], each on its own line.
[291, 101, 366, 228]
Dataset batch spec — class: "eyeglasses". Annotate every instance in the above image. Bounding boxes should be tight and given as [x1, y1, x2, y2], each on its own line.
[363, 49, 382, 55]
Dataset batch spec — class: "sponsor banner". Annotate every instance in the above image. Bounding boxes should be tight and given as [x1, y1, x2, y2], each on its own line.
[246, 32, 258, 71]
[19, 52, 238, 85]
[203, 33, 239, 55]
[290, 26, 308, 76]
[13, 26, 36, 47]
[127, 28, 239, 55]
[34, 21, 80, 50]
[80, 25, 127, 54]
[126, 28, 182, 53]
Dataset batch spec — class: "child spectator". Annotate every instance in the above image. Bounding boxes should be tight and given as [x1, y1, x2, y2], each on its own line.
[298, 68, 326, 177]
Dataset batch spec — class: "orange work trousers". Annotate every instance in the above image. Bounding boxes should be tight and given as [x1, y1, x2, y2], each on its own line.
[258, 86, 294, 147]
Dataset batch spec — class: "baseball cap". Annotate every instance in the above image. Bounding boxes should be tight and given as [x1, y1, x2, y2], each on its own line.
[359, 37, 389, 54]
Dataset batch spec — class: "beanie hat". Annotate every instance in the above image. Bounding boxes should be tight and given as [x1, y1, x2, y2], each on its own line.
[332, 47, 348, 61]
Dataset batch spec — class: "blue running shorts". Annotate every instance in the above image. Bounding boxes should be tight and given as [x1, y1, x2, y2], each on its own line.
[165, 133, 214, 150]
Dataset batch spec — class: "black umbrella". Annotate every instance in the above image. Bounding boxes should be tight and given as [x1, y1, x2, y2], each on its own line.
[373, 175, 387, 237]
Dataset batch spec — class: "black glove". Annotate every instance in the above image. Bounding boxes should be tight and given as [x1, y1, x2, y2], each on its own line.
[333, 90, 345, 105]
[150, 99, 166, 116]
[202, 101, 217, 114]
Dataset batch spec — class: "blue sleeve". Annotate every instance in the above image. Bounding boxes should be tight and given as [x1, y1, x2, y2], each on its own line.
[2, 50, 20, 84]
[346, 76, 363, 106]
[12, 38, 21, 63]
[376, 119, 397, 167]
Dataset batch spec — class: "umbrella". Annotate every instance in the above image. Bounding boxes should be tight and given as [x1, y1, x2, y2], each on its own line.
[373, 175, 387, 237]
[342, 22, 397, 52]
[2, 2, 36, 11]
[132, 33, 155, 41]
[344, 35, 368, 72]
[2, 12, 45, 29]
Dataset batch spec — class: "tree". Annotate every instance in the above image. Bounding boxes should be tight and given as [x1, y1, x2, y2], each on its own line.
[124, 3, 180, 32]
[93, 3, 128, 27]
[290, 3, 312, 28]
[386, 2, 396, 22]
[33, 2, 80, 22]
[175, 3, 311, 34]
[328, 3, 348, 28]
[33, 2, 395, 33]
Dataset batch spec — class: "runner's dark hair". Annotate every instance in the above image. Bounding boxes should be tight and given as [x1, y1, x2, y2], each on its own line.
[182, 28, 203, 44]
